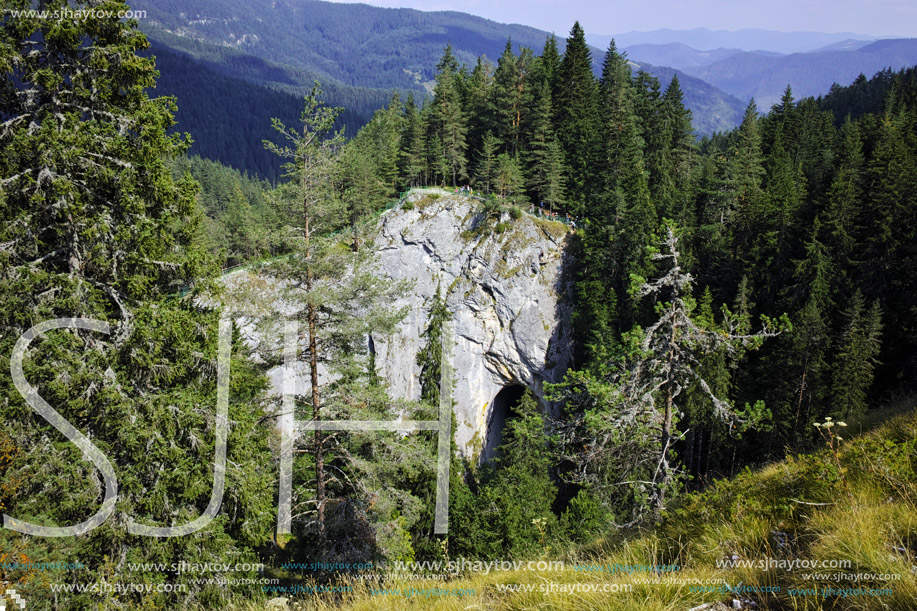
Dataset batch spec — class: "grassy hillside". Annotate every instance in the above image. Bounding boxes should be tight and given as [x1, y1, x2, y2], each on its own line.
[234, 401, 917, 610]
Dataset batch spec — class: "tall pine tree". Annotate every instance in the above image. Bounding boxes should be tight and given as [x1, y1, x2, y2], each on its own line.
[432, 45, 469, 187]
[554, 22, 600, 215]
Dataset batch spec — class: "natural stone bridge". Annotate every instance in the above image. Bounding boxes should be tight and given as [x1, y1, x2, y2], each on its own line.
[373, 190, 573, 461]
[224, 189, 573, 462]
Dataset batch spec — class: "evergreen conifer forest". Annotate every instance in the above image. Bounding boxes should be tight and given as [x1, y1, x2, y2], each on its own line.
[1, 2, 916, 609]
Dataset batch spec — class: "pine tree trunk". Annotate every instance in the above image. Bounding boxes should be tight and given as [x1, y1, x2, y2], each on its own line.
[302, 164, 326, 545]
[701, 428, 711, 480]
[684, 428, 695, 479]
[695, 428, 704, 480]
[309, 291, 324, 544]
[795, 361, 808, 436]
[659, 385, 672, 515]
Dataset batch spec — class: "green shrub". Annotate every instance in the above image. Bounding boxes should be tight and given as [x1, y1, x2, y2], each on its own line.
[449, 392, 562, 559]
[509, 206, 523, 220]
[561, 490, 611, 542]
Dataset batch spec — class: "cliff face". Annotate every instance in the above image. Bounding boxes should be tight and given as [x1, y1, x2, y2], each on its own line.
[373, 190, 573, 460]
[224, 189, 573, 461]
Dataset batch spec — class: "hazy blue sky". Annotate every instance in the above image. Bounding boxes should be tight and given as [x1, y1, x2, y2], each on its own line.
[328, 0, 915, 38]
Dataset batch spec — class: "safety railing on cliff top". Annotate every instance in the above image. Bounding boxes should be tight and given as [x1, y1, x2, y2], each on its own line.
[405, 185, 576, 227]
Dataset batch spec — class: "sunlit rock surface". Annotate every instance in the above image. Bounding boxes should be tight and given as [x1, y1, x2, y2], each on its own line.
[374, 190, 573, 459]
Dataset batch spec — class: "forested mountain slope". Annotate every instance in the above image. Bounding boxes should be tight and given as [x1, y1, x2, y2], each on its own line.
[623, 60, 744, 132]
[133, 0, 560, 90]
[148, 42, 384, 181]
[136, 0, 745, 178]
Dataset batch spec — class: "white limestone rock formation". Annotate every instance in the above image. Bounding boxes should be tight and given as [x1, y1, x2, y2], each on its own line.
[222, 189, 573, 462]
[372, 190, 573, 460]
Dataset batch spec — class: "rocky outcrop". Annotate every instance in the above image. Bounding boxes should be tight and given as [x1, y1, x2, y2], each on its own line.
[223, 189, 573, 461]
[373, 190, 573, 460]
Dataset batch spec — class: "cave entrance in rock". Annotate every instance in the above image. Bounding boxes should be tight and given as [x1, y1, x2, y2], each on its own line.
[481, 384, 527, 463]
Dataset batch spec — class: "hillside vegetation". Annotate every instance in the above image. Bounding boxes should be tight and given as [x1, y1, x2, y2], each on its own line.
[2, 4, 916, 609]
[132, 0, 746, 178]
[220, 401, 917, 611]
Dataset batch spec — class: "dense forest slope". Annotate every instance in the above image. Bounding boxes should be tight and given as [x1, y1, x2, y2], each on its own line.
[136, 0, 746, 178]
[622, 60, 744, 131]
[3, 5, 917, 609]
[149, 43, 381, 181]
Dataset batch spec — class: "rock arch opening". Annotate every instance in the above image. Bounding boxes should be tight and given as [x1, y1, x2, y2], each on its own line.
[481, 384, 527, 463]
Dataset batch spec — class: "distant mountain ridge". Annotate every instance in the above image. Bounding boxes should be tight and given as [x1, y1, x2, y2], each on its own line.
[589, 27, 878, 54]
[806, 39, 875, 53]
[620, 43, 747, 70]
[679, 38, 917, 109]
[133, 0, 562, 90]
